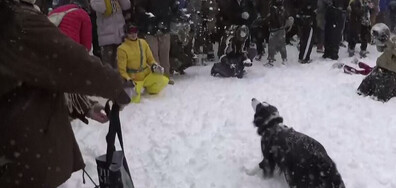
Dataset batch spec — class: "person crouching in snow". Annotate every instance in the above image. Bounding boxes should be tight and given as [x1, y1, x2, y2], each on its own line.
[117, 25, 169, 103]
[210, 25, 252, 78]
[263, 0, 294, 66]
[356, 23, 396, 102]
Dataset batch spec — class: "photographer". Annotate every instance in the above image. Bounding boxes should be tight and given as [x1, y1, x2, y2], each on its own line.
[0, 0, 133, 187]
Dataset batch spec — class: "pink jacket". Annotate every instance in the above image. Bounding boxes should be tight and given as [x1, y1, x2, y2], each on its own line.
[49, 4, 92, 51]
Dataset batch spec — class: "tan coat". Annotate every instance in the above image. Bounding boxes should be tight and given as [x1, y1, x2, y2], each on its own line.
[0, 3, 128, 187]
[376, 37, 396, 73]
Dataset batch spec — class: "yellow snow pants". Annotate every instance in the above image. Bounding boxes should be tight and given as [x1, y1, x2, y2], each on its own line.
[131, 73, 169, 103]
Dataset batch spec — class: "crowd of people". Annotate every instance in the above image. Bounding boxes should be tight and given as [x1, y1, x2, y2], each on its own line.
[32, 0, 396, 71]
[1, 0, 396, 187]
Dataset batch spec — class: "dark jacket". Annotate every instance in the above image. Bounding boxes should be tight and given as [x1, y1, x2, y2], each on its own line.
[389, 0, 396, 14]
[255, 0, 270, 17]
[284, 0, 298, 16]
[217, 0, 257, 26]
[0, 2, 129, 187]
[296, 0, 317, 26]
[266, 3, 288, 30]
[350, 0, 372, 28]
[333, 0, 349, 10]
[135, 0, 180, 35]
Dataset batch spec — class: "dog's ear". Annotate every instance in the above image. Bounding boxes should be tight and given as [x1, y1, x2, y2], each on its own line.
[251, 98, 271, 112]
[253, 115, 265, 127]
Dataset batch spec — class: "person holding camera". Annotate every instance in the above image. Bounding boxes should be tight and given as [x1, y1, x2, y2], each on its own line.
[0, 0, 134, 187]
[117, 25, 169, 103]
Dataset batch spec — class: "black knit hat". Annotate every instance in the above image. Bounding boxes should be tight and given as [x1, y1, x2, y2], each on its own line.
[71, 0, 90, 12]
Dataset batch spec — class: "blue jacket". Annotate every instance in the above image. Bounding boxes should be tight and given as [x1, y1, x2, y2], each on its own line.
[380, 0, 390, 12]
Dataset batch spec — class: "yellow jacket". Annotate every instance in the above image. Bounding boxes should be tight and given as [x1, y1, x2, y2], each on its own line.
[117, 38, 156, 81]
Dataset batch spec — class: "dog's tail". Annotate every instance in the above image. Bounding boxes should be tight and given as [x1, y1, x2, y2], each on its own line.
[333, 171, 346, 188]
[330, 161, 346, 188]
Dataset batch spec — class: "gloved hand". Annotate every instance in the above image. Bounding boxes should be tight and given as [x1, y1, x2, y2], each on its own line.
[145, 12, 155, 18]
[243, 59, 253, 67]
[285, 16, 294, 32]
[86, 103, 108, 123]
[241, 12, 250, 20]
[151, 63, 165, 74]
[115, 80, 137, 107]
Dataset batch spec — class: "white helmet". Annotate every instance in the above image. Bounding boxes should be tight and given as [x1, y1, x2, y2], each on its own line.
[371, 23, 391, 52]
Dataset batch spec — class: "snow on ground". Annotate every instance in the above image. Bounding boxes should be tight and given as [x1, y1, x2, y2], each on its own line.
[62, 44, 396, 188]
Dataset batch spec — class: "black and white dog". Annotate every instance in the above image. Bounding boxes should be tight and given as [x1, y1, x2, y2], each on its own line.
[250, 98, 345, 188]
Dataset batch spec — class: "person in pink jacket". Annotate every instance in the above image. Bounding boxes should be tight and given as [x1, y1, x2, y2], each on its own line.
[50, 0, 111, 124]
[49, 0, 92, 51]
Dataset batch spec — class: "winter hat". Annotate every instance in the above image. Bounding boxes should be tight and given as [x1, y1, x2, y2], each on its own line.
[71, 0, 90, 12]
[127, 24, 139, 34]
[371, 23, 391, 52]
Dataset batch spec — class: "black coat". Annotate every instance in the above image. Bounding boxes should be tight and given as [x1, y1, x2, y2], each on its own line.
[267, 4, 288, 30]
[255, 0, 270, 17]
[296, 0, 317, 26]
[217, 0, 257, 26]
[135, 0, 180, 34]
[357, 67, 396, 102]
[349, 0, 372, 28]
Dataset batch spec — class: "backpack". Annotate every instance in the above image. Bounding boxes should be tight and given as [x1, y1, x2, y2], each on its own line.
[48, 8, 78, 27]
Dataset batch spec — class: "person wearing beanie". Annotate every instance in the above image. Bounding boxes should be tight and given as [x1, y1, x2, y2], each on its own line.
[117, 25, 169, 103]
[49, 0, 92, 50]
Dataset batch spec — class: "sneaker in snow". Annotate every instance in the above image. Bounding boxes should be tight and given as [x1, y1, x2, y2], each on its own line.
[351, 57, 359, 64]
[359, 50, 369, 58]
[264, 60, 274, 67]
[332, 62, 345, 69]
[301, 59, 312, 64]
[348, 48, 355, 57]
[255, 54, 263, 61]
[282, 59, 287, 65]
[168, 78, 175, 85]
[317, 46, 324, 53]
[243, 59, 253, 67]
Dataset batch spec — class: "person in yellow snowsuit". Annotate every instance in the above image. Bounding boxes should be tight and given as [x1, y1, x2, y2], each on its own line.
[117, 25, 169, 103]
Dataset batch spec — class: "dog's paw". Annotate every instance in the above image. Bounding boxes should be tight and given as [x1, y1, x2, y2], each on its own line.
[242, 165, 262, 176]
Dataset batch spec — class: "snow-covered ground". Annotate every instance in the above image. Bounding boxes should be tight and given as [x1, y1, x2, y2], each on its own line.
[62, 44, 396, 188]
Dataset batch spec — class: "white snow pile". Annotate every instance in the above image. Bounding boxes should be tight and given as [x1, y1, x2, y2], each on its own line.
[61, 44, 396, 188]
